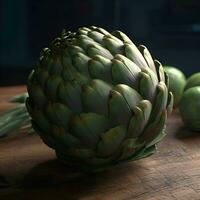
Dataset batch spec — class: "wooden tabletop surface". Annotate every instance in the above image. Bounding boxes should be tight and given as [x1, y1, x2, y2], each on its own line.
[0, 86, 200, 200]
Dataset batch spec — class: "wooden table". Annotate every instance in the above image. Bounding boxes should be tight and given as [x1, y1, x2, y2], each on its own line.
[0, 86, 200, 200]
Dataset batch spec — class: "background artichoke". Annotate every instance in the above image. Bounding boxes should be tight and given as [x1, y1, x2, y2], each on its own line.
[179, 86, 200, 131]
[1, 26, 173, 172]
[179, 72, 200, 131]
[184, 72, 200, 91]
[163, 66, 186, 107]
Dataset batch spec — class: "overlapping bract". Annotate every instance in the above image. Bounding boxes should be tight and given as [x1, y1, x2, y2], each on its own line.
[27, 26, 173, 172]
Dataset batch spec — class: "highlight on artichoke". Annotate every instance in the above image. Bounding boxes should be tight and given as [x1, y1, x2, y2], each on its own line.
[0, 26, 173, 172]
[179, 72, 200, 131]
[163, 66, 186, 107]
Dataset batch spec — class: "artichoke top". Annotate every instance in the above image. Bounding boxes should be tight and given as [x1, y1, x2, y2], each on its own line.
[27, 26, 173, 172]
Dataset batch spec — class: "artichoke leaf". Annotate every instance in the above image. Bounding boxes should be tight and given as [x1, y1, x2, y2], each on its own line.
[51, 126, 81, 148]
[61, 51, 74, 71]
[107, 34, 124, 45]
[139, 71, 155, 101]
[0, 113, 29, 137]
[96, 27, 110, 35]
[0, 104, 27, 123]
[87, 44, 113, 60]
[72, 72, 90, 86]
[146, 129, 166, 148]
[82, 80, 112, 115]
[128, 145, 156, 161]
[150, 82, 168, 121]
[97, 125, 126, 157]
[37, 49, 51, 69]
[78, 29, 89, 35]
[70, 113, 109, 148]
[89, 26, 97, 30]
[88, 56, 112, 82]
[61, 133, 81, 148]
[67, 45, 85, 56]
[124, 43, 148, 69]
[78, 27, 91, 35]
[87, 31, 104, 44]
[114, 84, 142, 108]
[142, 67, 158, 89]
[127, 100, 152, 138]
[27, 70, 35, 88]
[78, 35, 100, 50]
[65, 148, 95, 159]
[32, 109, 51, 133]
[103, 36, 124, 55]
[115, 54, 141, 85]
[154, 60, 165, 82]
[45, 76, 62, 100]
[46, 103, 72, 130]
[118, 138, 144, 161]
[140, 110, 167, 146]
[71, 52, 90, 76]
[48, 57, 63, 76]
[111, 30, 133, 44]
[108, 90, 132, 125]
[28, 84, 47, 108]
[111, 59, 139, 88]
[58, 81, 82, 114]
[80, 27, 91, 31]
[34, 68, 49, 87]
[138, 45, 157, 74]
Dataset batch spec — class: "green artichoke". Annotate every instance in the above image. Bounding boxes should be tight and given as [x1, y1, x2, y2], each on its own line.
[179, 86, 200, 131]
[179, 72, 200, 131]
[12, 26, 172, 172]
[184, 72, 200, 91]
[26, 26, 173, 172]
[163, 66, 186, 107]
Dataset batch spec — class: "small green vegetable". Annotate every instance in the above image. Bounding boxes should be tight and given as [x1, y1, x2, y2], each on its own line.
[184, 72, 200, 91]
[164, 66, 186, 107]
[179, 86, 200, 131]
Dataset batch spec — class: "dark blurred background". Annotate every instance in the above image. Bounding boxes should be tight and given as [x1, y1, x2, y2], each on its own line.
[0, 0, 200, 85]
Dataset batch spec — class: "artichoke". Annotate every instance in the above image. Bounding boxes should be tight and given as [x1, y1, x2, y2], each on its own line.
[179, 86, 200, 131]
[184, 72, 200, 91]
[163, 66, 186, 107]
[179, 72, 200, 131]
[1, 26, 173, 172]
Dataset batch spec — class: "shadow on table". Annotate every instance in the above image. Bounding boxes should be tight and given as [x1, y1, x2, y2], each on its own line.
[175, 125, 200, 140]
[169, 109, 200, 140]
[19, 159, 142, 199]
[0, 174, 10, 188]
[22, 160, 82, 188]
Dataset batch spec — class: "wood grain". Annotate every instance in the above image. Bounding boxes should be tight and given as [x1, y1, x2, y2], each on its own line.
[0, 86, 200, 200]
